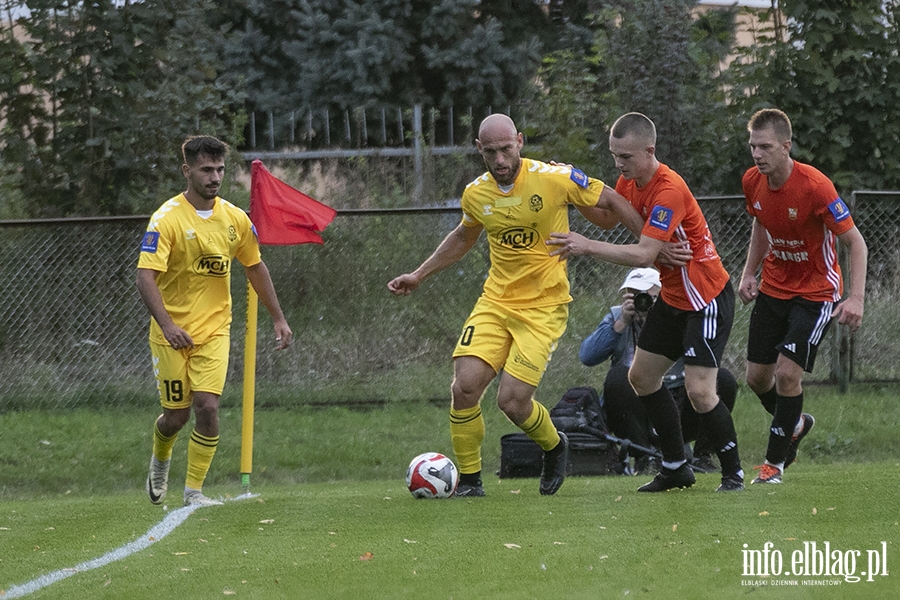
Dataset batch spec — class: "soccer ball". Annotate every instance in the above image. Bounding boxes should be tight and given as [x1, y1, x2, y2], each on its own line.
[406, 452, 459, 499]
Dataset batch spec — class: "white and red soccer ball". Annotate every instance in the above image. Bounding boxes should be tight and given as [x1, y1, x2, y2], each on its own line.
[406, 452, 459, 499]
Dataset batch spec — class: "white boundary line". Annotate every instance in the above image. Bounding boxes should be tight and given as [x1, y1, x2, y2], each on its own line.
[1, 493, 259, 599]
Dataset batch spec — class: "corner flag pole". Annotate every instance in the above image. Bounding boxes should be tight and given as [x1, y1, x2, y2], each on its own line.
[241, 282, 259, 493]
[243, 159, 337, 496]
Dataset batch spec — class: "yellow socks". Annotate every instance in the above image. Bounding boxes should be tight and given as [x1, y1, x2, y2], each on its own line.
[449, 405, 485, 475]
[520, 400, 560, 451]
[185, 429, 219, 491]
[152, 420, 178, 462]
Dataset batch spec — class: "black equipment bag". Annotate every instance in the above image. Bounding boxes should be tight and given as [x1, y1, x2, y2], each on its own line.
[498, 432, 620, 478]
[499, 386, 627, 479]
[497, 386, 711, 478]
[548, 386, 607, 434]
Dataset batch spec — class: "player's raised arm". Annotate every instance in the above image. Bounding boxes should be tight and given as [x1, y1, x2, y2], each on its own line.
[599, 186, 645, 236]
[546, 230, 663, 268]
[388, 221, 482, 296]
[574, 185, 644, 235]
[575, 186, 690, 267]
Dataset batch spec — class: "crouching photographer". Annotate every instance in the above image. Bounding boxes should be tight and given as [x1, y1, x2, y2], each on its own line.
[579, 268, 737, 474]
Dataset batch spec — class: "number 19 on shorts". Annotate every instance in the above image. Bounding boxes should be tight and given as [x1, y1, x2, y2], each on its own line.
[162, 379, 184, 403]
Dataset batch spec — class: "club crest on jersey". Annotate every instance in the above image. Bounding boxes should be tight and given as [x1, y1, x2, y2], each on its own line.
[828, 198, 851, 222]
[649, 206, 673, 232]
[569, 168, 589, 188]
[140, 231, 160, 253]
[498, 226, 540, 250]
[530, 194, 543, 212]
[483, 204, 493, 216]
[788, 207, 798, 220]
[193, 254, 230, 277]
[228, 225, 237, 241]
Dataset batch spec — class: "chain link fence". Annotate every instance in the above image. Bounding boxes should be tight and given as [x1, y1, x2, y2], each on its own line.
[1, 192, 895, 412]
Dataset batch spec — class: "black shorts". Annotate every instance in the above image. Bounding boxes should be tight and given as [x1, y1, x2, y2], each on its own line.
[746, 292, 834, 372]
[637, 280, 735, 368]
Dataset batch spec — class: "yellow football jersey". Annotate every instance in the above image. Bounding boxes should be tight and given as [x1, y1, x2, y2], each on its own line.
[137, 194, 262, 345]
[460, 158, 605, 308]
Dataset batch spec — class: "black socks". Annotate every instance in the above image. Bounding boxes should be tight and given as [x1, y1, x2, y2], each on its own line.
[638, 387, 686, 464]
[699, 400, 742, 476]
[766, 392, 803, 465]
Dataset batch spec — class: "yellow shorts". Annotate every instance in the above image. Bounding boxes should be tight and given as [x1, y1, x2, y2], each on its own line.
[452, 297, 568, 387]
[150, 335, 230, 410]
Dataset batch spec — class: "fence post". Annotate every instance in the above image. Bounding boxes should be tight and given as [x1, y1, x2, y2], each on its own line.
[344, 109, 351, 144]
[413, 104, 424, 203]
[833, 191, 856, 393]
[448, 105, 454, 145]
[360, 107, 368, 146]
[290, 111, 295, 144]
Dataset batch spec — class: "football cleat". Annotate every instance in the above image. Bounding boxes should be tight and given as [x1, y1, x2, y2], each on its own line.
[716, 472, 745, 492]
[751, 463, 783, 484]
[637, 462, 696, 492]
[454, 483, 486, 497]
[784, 413, 815, 469]
[146, 455, 170, 505]
[184, 489, 224, 507]
[540, 432, 569, 496]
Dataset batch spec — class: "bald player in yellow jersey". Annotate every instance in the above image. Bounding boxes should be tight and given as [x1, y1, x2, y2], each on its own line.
[137, 135, 292, 507]
[389, 114, 656, 497]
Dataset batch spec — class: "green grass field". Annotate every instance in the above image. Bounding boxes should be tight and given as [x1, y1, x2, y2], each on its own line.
[1, 385, 899, 598]
[2, 467, 898, 599]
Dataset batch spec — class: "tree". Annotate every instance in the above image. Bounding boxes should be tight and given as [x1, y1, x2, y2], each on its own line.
[521, 46, 609, 175]
[729, 0, 900, 191]
[522, 1, 742, 193]
[0, 0, 246, 217]
[218, 0, 557, 113]
[606, 0, 745, 193]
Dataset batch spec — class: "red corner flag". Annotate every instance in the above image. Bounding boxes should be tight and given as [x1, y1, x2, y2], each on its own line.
[249, 159, 337, 245]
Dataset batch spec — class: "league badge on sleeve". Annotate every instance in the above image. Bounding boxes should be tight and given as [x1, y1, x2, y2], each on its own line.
[828, 198, 851, 222]
[649, 206, 674, 232]
[140, 231, 160, 253]
[569, 168, 589, 189]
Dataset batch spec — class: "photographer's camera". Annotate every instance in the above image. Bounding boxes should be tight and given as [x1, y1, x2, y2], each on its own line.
[633, 292, 654, 312]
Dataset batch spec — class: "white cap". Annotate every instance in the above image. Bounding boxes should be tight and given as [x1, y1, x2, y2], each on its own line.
[619, 268, 661, 291]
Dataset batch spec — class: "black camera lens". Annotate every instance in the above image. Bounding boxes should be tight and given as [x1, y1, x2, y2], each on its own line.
[633, 292, 654, 312]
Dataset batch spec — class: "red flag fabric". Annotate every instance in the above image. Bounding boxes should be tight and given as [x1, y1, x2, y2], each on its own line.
[249, 159, 337, 245]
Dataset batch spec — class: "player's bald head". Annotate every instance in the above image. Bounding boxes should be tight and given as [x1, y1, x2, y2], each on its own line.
[478, 114, 518, 144]
[475, 114, 523, 186]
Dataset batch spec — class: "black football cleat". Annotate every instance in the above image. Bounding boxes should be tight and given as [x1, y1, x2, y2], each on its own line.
[784, 413, 815, 469]
[539, 432, 569, 496]
[454, 483, 486, 497]
[637, 462, 696, 492]
[716, 472, 745, 492]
